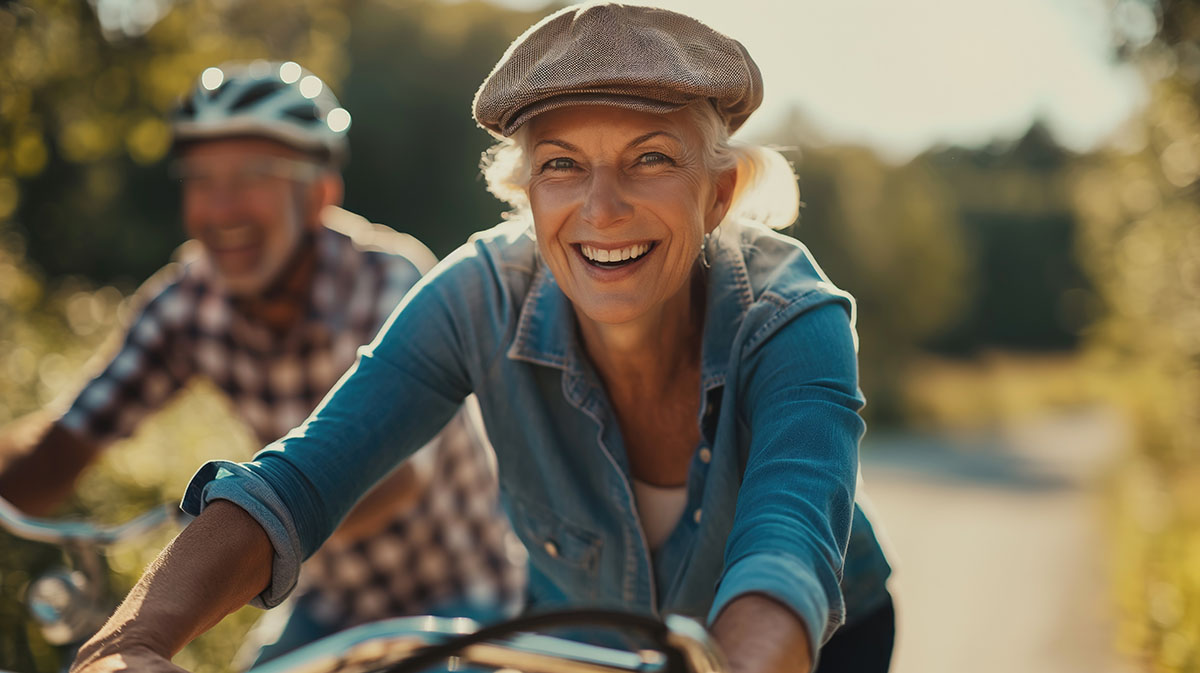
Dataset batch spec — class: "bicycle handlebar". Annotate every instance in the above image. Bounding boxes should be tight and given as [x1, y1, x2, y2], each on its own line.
[246, 613, 728, 673]
[0, 496, 190, 546]
[0, 494, 194, 648]
[0, 496, 728, 673]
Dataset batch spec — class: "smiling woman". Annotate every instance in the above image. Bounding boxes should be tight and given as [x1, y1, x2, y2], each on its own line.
[70, 5, 894, 673]
[522, 106, 727, 328]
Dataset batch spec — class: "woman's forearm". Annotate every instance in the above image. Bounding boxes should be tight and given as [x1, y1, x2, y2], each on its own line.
[711, 593, 814, 673]
[71, 500, 273, 672]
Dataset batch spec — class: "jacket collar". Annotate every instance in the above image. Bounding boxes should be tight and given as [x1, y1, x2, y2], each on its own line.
[506, 228, 754, 394]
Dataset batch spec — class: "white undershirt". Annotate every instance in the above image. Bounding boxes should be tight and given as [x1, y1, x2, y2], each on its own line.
[632, 479, 689, 551]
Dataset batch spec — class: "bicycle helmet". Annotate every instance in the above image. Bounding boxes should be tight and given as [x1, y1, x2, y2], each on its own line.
[171, 60, 352, 165]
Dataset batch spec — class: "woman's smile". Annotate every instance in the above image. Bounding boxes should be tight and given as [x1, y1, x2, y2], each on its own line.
[573, 241, 658, 277]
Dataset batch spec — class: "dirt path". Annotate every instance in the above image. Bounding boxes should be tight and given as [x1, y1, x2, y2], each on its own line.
[860, 407, 1135, 673]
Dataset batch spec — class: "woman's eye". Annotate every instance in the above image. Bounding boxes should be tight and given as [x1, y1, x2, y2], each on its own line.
[637, 152, 672, 166]
[542, 157, 577, 172]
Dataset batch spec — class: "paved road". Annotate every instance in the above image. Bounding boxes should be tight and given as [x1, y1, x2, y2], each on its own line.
[860, 407, 1135, 673]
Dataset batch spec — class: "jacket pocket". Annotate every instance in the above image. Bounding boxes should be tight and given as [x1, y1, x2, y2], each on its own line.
[507, 495, 604, 602]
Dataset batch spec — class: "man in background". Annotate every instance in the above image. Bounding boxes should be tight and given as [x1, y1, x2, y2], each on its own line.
[0, 61, 524, 662]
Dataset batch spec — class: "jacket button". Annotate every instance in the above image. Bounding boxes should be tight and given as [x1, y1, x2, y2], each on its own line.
[698, 448, 712, 464]
[544, 541, 559, 558]
[693, 508, 702, 524]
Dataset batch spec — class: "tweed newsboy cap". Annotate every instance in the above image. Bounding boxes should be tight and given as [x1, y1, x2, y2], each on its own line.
[473, 2, 764, 137]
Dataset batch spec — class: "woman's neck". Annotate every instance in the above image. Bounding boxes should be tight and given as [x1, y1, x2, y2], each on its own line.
[576, 270, 706, 397]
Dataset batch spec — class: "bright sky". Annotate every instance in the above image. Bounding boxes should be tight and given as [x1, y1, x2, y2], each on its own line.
[480, 0, 1148, 161]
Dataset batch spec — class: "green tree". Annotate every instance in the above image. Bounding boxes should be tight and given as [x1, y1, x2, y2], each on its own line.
[1, 0, 354, 282]
[339, 0, 554, 257]
[1071, 1, 1200, 669]
[922, 123, 1094, 355]
[770, 134, 970, 423]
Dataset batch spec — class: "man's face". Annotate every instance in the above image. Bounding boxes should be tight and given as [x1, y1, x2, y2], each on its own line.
[177, 138, 322, 296]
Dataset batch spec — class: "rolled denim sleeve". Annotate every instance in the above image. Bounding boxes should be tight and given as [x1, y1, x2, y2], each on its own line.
[709, 299, 864, 658]
[180, 241, 510, 605]
[181, 461, 304, 608]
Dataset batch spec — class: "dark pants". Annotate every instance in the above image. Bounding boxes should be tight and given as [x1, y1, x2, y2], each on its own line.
[814, 593, 896, 673]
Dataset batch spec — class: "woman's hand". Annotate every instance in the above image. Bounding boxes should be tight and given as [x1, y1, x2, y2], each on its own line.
[71, 644, 188, 673]
[711, 593, 814, 673]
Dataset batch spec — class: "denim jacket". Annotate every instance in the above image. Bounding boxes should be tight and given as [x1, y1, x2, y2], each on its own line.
[183, 218, 892, 654]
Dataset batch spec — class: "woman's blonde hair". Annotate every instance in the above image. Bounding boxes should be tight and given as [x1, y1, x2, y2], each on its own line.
[480, 102, 799, 230]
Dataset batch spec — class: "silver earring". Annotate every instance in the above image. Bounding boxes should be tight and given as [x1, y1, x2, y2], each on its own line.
[699, 231, 713, 269]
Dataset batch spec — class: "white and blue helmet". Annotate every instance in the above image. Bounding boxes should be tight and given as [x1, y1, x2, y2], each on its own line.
[171, 60, 352, 164]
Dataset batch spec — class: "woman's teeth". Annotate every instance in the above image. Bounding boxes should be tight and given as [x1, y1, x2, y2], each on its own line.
[580, 243, 651, 265]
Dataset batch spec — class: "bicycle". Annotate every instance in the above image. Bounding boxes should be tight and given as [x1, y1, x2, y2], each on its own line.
[244, 609, 726, 673]
[2, 496, 727, 673]
[0, 495, 192, 670]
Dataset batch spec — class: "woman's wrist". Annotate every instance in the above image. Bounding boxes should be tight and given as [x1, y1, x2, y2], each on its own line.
[711, 592, 814, 673]
[71, 501, 274, 671]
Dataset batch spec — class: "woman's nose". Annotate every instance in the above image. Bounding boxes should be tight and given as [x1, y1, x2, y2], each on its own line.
[580, 167, 633, 229]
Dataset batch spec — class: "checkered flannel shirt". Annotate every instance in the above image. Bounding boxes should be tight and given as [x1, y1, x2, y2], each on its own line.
[60, 208, 526, 627]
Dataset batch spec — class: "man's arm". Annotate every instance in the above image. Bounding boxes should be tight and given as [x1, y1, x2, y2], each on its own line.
[0, 413, 102, 516]
[326, 414, 456, 545]
[711, 593, 814, 673]
[71, 500, 272, 673]
[1, 271, 196, 518]
[325, 459, 428, 545]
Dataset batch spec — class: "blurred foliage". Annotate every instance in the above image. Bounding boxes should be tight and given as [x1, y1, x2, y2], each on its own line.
[778, 139, 970, 421]
[0, 233, 263, 671]
[0, 234, 97, 672]
[0, 0, 354, 283]
[774, 119, 1093, 422]
[0, 0, 549, 285]
[1070, 0, 1200, 670]
[920, 124, 1096, 354]
[338, 0, 550, 257]
[902, 351, 1113, 431]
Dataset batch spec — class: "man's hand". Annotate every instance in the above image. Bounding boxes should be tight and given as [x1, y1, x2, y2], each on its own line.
[0, 414, 100, 516]
[711, 593, 814, 673]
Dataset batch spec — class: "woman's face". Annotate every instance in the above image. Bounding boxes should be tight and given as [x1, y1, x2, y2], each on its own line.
[525, 106, 732, 326]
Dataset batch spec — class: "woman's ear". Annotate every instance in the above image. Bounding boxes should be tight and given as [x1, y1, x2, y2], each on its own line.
[706, 166, 737, 234]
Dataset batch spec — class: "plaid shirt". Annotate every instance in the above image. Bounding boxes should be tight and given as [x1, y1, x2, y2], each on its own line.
[60, 208, 526, 627]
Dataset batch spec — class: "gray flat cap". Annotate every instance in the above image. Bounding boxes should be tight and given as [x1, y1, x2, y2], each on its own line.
[473, 2, 764, 137]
